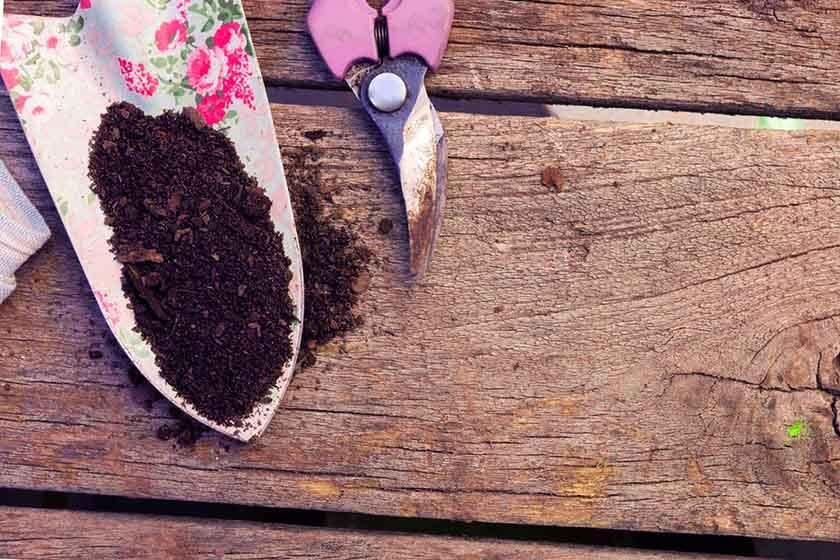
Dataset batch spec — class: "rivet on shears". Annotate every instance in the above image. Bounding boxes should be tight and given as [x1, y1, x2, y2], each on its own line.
[367, 73, 407, 113]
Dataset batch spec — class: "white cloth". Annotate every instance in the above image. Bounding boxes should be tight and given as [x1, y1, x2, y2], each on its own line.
[0, 161, 50, 303]
[0, 2, 50, 304]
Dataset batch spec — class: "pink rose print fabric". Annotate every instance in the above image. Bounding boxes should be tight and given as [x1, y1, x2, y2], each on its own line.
[196, 93, 228, 125]
[95, 290, 121, 327]
[1, 19, 34, 62]
[0, 16, 85, 121]
[1, 1, 257, 129]
[1, 68, 19, 90]
[118, 58, 160, 97]
[186, 22, 255, 125]
[155, 19, 187, 53]
[114, 1, 257, 128]
[187, 46, 229, 96]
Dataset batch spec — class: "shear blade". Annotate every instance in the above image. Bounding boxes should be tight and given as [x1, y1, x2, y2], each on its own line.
[347, 57, 447, 282]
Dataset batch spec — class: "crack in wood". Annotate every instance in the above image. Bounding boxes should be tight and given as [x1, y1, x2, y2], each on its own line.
[667, 365, 840, 440]
[833, 399, 840, 438]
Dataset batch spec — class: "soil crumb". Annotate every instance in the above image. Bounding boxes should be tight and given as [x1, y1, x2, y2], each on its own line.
[303, 130, 330, 142]
[378, 218, 394, 235]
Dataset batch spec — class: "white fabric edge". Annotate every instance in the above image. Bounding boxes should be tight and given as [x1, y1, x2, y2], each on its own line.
[0, 160, 51, 303]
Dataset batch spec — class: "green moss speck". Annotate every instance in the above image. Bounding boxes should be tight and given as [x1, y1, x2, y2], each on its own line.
[786, 420, 807, 439]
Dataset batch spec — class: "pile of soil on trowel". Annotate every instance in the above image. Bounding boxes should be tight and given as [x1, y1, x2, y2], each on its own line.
[152, 148, 373, 446]
[89, 102, 296, 426]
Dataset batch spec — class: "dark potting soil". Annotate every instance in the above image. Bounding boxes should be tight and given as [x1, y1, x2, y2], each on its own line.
[89, 102, 296, 426]
[151, 148, 372, 445]
[285, 148, 372, 368]
[156, 405, 209, 448]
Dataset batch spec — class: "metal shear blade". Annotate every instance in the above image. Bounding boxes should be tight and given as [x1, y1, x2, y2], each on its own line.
[307, 0, 454, 282]
[347, 57, 446, 281]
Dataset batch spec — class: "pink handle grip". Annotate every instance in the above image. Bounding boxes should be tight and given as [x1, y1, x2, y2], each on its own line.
[308, 0, 379, 79]
[383, 0, 454, 71]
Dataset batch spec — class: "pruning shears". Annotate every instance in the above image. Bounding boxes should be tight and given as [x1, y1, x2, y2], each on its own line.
[308, 0, 454, 282]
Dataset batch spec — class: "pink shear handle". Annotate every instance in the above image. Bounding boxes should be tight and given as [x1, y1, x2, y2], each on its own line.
[383, 0, 454, 72]
[308, 0, 379, 79]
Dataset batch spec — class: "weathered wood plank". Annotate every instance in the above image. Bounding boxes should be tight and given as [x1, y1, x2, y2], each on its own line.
[2, 94, 840, 541]
[0, 507, 758, 560]
[7, 0, 840, 116]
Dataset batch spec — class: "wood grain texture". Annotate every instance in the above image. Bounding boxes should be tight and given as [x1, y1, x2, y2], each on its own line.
[2, 94, 840, 541]
[8, 0, 840, 116]
[0, 508, 760, 560]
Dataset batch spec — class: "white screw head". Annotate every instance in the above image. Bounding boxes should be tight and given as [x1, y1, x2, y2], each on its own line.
[367, 73, 408, 113]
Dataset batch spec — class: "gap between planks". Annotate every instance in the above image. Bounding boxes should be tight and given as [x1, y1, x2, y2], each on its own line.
[266, 86, 840, 129]
[0, 503, 778, 560]
[4, 85, 840, 131]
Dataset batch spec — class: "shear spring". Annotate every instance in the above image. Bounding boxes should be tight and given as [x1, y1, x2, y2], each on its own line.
[374, 16, 390, 59]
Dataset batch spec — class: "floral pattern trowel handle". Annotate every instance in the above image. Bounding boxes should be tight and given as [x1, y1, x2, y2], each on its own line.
[308, 0, 454, 282]
[0, 0, 303, 442]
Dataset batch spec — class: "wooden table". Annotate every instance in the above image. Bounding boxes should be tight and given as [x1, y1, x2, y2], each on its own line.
[2, 1, 840, 557]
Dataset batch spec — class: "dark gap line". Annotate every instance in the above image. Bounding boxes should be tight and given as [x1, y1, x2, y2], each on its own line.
[263, 82, 840, 122]
[0, 83, 832, 121]
[430, 90, 840, 122]
[265, 86, 552, 117]
[2, 488, 839, 558]
[265, 84, 840, 121]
